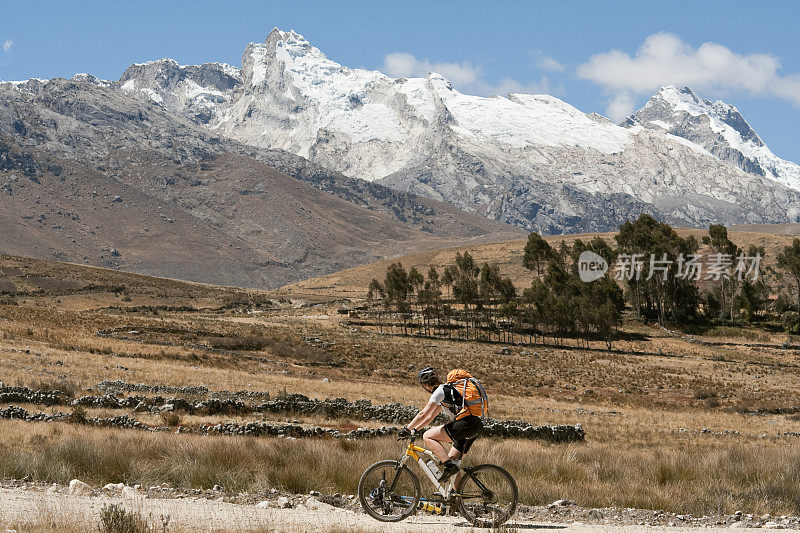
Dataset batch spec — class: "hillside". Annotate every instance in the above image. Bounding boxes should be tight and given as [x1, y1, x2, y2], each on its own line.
[0, 142, 521, 288]
[280, 226, 798, 300]
[0, 79, 522, 288]
[4, 251, 800, 524]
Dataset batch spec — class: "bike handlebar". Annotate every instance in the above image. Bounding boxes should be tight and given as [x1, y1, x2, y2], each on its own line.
[397, 429, 418, 442]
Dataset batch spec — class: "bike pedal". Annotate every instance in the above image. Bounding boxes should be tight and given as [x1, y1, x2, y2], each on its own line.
[417, 500, 444, 514]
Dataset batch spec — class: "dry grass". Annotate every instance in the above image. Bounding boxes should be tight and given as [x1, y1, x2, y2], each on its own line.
[2, 420, 800, 517]
[4, 251, 800, 519]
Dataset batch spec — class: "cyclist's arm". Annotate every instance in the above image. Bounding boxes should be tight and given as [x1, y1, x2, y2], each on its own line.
[406, 401, 442, 431]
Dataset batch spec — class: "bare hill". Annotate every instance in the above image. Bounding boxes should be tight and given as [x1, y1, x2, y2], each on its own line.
[280, 227, 797, 300]
[0, 140, 520, 288]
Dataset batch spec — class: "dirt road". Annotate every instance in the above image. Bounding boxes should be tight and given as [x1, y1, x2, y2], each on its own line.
[0, 487, 775, 532]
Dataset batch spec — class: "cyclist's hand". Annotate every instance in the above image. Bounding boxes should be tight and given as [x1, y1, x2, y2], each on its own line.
[397, 427, 411, 439]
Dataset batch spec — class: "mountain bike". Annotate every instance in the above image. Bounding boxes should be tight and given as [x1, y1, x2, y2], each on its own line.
[357, 431, 517, 527]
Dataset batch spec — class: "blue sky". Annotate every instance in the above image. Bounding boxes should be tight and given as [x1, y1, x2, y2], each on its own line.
[2, 0, 799, 162]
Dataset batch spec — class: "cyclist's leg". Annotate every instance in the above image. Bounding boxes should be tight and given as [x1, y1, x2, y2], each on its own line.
[454, 437, 477, 456]
[449, 437, 478, 487]
[448, 445, 464, 461]
[423, 425, 453, 463]
[449, 437, 475, 464]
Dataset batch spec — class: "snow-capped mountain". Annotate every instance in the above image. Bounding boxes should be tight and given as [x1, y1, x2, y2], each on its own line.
[626, 86, 800, 191]
[117, 59, 239, 125]
[105, 29, 800, 232]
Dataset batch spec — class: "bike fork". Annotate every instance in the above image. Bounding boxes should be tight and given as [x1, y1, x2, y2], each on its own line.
[388, 455, 410, 492]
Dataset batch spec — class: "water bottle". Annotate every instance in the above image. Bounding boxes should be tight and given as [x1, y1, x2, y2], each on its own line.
[427, 460, 441, 479]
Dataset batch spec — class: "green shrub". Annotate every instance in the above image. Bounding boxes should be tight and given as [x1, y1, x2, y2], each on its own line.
[208, 334, 267, 351]
[68, 406, 88, 424]
[159, 411, 181, 427]
[99, 503, 149, 533]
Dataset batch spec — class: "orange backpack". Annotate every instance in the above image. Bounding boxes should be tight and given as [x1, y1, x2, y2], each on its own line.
[446, 369, 488, 420]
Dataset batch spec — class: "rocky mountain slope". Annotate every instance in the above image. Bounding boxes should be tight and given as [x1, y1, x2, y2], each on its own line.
[111, 29, 800, 233]
[625, 85, 800, 191]
[0, 79, 521, 288]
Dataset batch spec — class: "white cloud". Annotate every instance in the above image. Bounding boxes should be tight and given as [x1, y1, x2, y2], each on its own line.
[576, 32, 800, 121]
[382, 52, 561, 97]
[474, 75, 559, 97]
[2, 39, 12, 53]
[605, 93, 635, 123]
[383, 52, 478, 86]
[530, 50, 565, 72]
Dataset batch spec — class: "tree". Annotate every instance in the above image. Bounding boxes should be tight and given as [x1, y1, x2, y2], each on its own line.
[777, 238, 800, 313]
[367, 278, 386, 333]
[367, 278, 385, 306]
[708, 224, 732, 251]
[706, 224, 741, 322]
[587, 236, 616, 265]
[408, 266, 425, 333]
[477, 262, 517, 341]
[370, 238, 621, 349]
[744, 244, 771, 317]
[479, 262, 501, 307]
[523, 232, 552, 276]
[616, 214, 699, 325]
[569, 237, 616, 277]
[408, 266, 424, 292]
[441, 264, 456, 300]
[522, 278, 549, 341]
[384, 263, 412, 333]
[702, 288, 721, 320]
[427, 265, 440, 284]
[783, 311, 800, 334]
[737, 280, 761, 323]
[543, 252, 570, 296]
[420, 267, 443, 335]
[451, 252, 480, 338]
[595, 302, 619, 350]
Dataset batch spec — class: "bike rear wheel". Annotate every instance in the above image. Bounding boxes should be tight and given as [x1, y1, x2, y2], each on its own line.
[358, 460, 420, 522]
[457, 463, 518, 527]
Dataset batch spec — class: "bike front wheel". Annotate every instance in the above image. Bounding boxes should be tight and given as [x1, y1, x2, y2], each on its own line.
[358, 460, 420, 522]
[457, 463, 518, 527]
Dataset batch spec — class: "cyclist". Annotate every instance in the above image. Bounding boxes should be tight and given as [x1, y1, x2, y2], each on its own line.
[398, 367, 483, 482]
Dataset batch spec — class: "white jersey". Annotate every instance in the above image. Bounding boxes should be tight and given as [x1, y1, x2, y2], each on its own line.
[429, 384, 462, 421]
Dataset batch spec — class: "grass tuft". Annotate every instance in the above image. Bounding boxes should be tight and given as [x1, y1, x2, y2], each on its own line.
[99, 503, 150, 533]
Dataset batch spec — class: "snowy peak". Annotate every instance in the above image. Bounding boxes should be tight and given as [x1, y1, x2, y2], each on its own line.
[116, 59, 240, 124]
[71, 73, 111, 87]
[0, 78, 49, 94]
[267, 27, 316, 57]
[243, 27, 350, 89]
[629, 85, 799, 189]
[76, 28, 800, 233]
[118, 58, 240, 94]
[651, 85, 763, 146]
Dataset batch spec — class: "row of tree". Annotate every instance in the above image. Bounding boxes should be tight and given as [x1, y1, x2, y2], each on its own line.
[613, 215, 800, 329]
[367, 239, 625, 349]
[365, 214, 800, 345]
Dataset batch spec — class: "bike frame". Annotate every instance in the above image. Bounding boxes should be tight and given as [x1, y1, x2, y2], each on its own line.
[393, 439, 458, 496]
[362, 437, 514, 526]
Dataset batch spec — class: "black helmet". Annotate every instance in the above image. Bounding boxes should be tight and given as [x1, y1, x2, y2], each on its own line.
[417, 367, 439, 385]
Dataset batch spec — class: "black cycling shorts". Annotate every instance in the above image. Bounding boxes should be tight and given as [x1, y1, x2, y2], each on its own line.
[443, 415, 483, 454]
